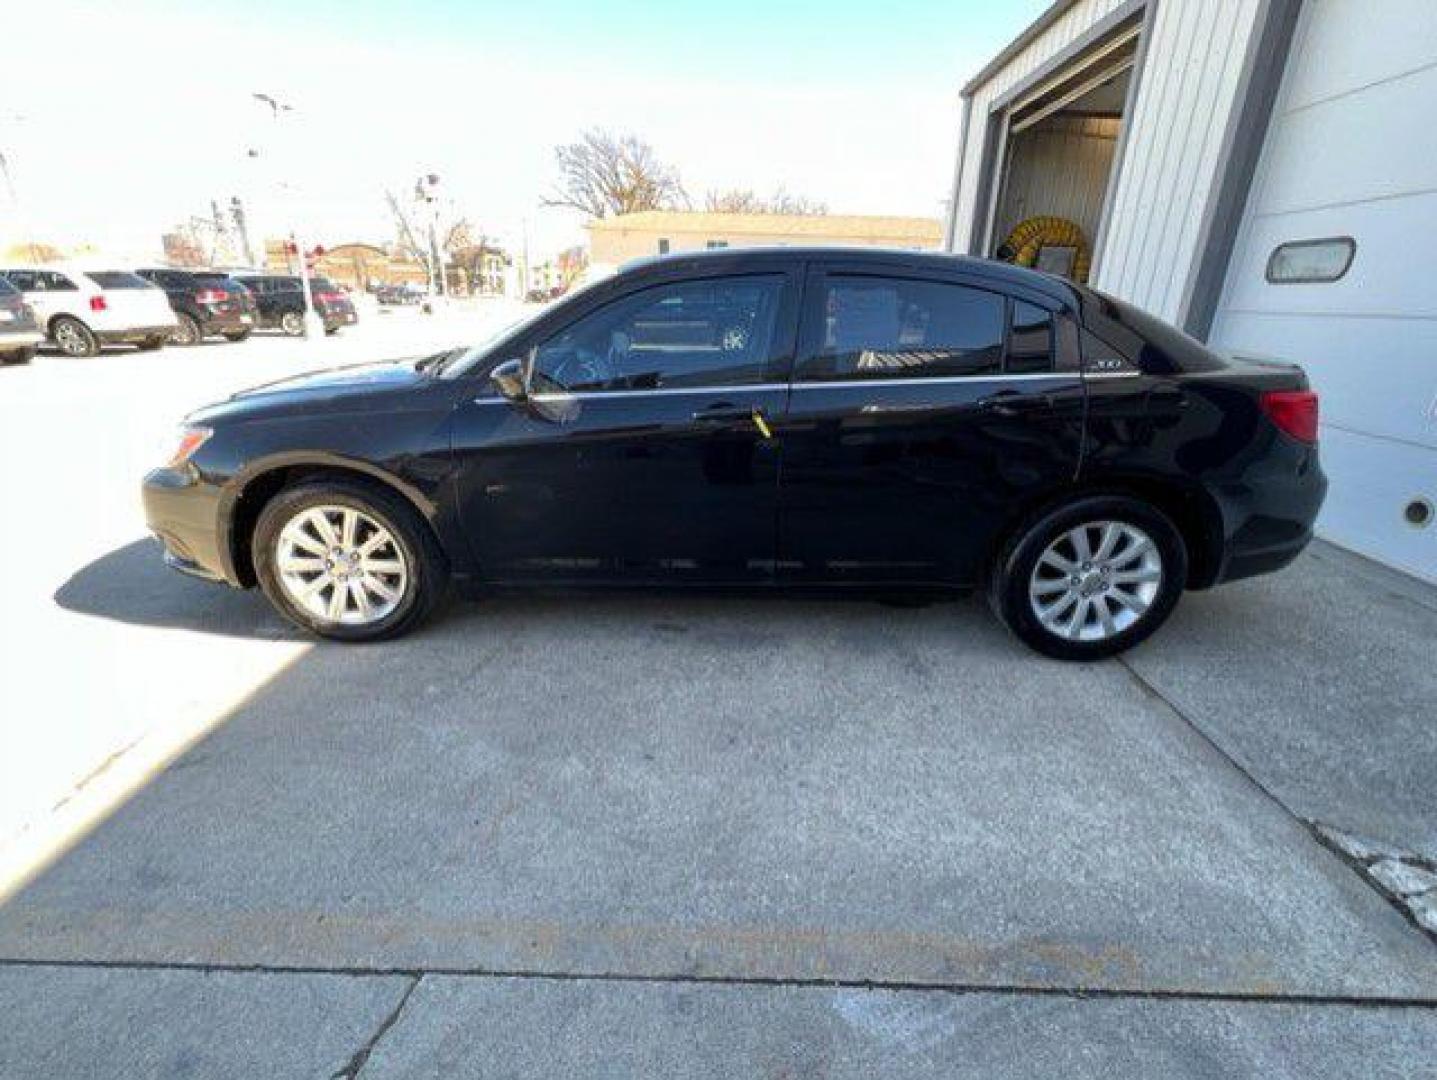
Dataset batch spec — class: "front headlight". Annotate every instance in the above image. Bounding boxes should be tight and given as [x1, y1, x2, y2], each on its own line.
[165, 424, 213, 468]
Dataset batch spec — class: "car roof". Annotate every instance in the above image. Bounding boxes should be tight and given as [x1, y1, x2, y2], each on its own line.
[615, 246, 1079, 306]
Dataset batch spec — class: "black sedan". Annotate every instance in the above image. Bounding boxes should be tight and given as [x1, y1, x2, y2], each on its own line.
[142, 248, 1325, 660]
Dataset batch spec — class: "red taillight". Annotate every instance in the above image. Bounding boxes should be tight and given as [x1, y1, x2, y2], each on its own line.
[89, 295, 108, 312]
[1261, 390, 1319, 444]
[195, 288, 229, 304]
[316, 291, 343, 304]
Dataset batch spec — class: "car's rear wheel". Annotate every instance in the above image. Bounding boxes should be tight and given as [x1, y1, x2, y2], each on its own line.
[222, 329, 252, 342]
[280, 311, 305, 336]
[1, 347, 34, 365]
[171, 313, 202, 346]
[988, 495, 1186, 661]
[51, 316, 99, 357]
[253, 480, 448, 641]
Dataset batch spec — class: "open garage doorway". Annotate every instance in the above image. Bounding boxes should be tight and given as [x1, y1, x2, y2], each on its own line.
[976, 16, 1144, 283]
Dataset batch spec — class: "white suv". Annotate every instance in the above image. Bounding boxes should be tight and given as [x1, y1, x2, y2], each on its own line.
[0, 265, 179, 357]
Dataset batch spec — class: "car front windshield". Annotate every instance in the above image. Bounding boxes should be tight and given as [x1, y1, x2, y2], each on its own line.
[429, 299, 567, 378]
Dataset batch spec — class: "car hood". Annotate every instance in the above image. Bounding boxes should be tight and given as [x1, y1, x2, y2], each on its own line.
[189, 357, 432, 423]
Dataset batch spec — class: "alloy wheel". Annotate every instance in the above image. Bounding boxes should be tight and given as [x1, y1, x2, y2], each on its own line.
[1028, 520, 1163, 642]
[274, 505, 409, 626]
[55, 321, 89, 355]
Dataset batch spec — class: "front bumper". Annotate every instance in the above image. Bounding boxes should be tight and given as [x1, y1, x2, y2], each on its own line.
[142, 467, 236, 585]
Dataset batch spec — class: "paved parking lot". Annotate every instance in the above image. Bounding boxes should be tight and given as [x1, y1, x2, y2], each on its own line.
[1, 308, 1434, 1077]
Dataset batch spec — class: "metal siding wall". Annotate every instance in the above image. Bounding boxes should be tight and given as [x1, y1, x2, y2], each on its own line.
[1210, 0, 1437, 582]
[950, 0, 1267, 325]
[1091, 0, 1263, 319]
[948, 0, 1129, 254]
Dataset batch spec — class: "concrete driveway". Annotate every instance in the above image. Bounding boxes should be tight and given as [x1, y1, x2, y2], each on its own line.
[1, 311, 1434, 1077]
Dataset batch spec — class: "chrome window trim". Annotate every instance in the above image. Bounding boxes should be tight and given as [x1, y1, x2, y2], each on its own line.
[475, 370, 1139, 404]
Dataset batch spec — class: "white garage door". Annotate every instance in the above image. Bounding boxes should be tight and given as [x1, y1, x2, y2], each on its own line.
[1209, 0, 1437, 583]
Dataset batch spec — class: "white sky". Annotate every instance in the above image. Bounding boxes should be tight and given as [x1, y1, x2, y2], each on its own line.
[1, 2, 1039, 263]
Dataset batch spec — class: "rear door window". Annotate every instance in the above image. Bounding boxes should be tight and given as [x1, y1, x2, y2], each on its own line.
[1007, 301, 1054, 374]
[0, 276, 17, 297]
[2, 270, 37, 290]
[86, 271, 154, 289]
[799, 274, 1005, 382]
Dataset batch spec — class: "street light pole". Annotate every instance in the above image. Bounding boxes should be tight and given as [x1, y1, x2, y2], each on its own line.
[414, 173, 443, 312]
[252, 92, 324, 338]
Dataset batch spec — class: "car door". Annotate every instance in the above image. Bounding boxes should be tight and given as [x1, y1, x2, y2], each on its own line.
[450, 268, 800, 584]
[776, 261, 1086, 586]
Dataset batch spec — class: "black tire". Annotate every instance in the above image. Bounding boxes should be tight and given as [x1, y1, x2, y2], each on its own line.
[1, 347, 34, 365]
[136, 335, 167, 351]
[280, 311, 305, 336]
[988, 494, 1187, 662]
[324, 326, 339, 336]
[171, 313, 202, 346]
[253, 479, 449, 642]
[222, 329, 252, 342]
[51, 316, 99, 358]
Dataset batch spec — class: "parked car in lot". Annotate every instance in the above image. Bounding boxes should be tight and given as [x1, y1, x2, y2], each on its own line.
[374, 283, 423, 306]
[143, 248, 1325, 659]
[0, 266, 177, 357]
[0, 274, 44, 365]
[134, 268, 259, 345]
[231, 273, 357, 335]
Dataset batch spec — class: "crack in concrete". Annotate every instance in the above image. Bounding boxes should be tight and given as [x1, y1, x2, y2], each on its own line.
[1311, 824, 1437, 944]
[331, 973, 421, 1079]
[1, 956, 1434, 1009]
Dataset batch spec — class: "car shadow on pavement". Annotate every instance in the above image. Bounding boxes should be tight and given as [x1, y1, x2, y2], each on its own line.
[53, 538, 300, 640]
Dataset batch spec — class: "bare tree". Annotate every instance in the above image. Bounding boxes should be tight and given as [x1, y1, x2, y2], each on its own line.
[704, 187, 828, 215]
[542, 129, 686, 219]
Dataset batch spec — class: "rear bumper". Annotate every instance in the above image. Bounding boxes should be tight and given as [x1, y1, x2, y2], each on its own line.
[1209, 448, 1328, 586]
[141, 467, 237, 586]
[99, 324, 179, 344]
[0, 330, 43, 350]
[321, 309, 358, 329]
[197, 309, 256, 334]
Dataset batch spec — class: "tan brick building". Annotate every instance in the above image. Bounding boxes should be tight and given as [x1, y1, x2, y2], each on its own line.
[587, 211, 943, 267]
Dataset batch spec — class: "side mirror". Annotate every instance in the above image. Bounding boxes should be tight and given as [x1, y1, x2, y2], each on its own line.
[490, 357, 527, 403]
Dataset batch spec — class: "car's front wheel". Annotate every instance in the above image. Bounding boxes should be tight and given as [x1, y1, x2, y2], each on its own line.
[280, 311, 305, 336]
[253, 480, 448, 641]
[989, 495, 1186, 661]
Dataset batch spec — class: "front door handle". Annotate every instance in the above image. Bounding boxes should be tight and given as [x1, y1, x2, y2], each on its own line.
[692, 403, 773, 439]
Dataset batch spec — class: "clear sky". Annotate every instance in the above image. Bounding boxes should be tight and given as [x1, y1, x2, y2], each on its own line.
[2, 0, 1049, 262]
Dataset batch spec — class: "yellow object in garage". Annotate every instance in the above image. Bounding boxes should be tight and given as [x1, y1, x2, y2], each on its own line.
[1003, 216, 1092, 283]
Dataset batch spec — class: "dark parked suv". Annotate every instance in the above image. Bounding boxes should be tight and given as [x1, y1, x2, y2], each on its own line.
[135, 268, 258, 345]
[0, 274, 44, 364]
[232, 274, 357, 336]
[143, 248, 1325, 659]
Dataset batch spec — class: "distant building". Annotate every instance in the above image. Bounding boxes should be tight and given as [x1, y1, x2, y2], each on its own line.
[587, 211, 943, 266]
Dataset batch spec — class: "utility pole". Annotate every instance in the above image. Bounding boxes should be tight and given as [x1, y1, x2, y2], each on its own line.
[251, 92, 324, 337]
[414, 173, 443, 311]
[230, 196, 255, 267]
